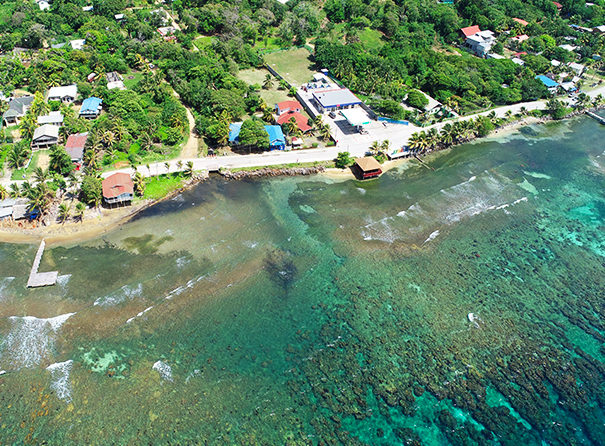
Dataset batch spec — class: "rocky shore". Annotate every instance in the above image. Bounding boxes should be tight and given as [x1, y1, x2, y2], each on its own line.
[219, 166, 326, 180]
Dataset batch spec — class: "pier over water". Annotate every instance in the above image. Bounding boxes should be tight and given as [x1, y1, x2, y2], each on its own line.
[27, 240, 58, 288]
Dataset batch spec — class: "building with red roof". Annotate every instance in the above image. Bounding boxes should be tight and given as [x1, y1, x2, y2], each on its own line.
[64, 132, 88, 167]
[513, 18, 528, 26]
[102, 173, 134, 206]
[275, 100, 302, 116]
[276, 111, 312, 133]
[460, 25, 481, 38]
[553, 1, 563, 10]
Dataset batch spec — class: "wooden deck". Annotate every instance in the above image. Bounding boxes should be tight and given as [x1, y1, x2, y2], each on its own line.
[27, 240, 58, 288]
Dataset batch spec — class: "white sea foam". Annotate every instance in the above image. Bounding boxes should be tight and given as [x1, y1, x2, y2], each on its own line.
[165, 275, 206, 300]
[185, 369, 201, 383]
[152, 360, 173, 382]
[356, 187, 367, 195]
[243, 240, 259, 249]
[46, 360, 73, 402]
[1, 313, 76, 369]
[423, 230, 440, 244]
[0, 277, 15, 301]
[126, 306, 154, 324]
[56, 274, 72, 287]
[176, 256, 190, 269]
[94, 283, 143, 306]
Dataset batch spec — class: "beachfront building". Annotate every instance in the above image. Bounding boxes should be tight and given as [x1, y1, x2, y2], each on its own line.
[79, 97, 102, 119]
[276, 111, 312, 133]
[265, 125, 286, 150]
[354, 157, 383, 180]
[37, 111, 63, 127]
[275, 100, 302, 116]
[312, 88, 362, 113]
[32, 124, 59, 150]
[0, 198, 29, 221]
[102, 173, 134, 206]
[535, 75, 560, 94]
[2, 96, 34, 126]
[65, 132, 88, 167]
[47, 84, 78, 103]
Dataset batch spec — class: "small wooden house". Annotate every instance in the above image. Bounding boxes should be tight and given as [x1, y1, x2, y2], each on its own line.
[354, 157, 383, 180]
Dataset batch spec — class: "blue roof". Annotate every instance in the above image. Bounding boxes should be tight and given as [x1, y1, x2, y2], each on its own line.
[264, 125, 285, 147]
[80, 96, 102, 113]
[535, 75, 559, 88]
[229, 122, 242, 142]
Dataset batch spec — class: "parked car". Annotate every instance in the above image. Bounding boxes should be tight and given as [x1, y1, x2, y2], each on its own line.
[328, 111, 336, 119]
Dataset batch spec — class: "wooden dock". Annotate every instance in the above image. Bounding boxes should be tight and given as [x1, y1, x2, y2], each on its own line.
[27, 240, 58, 288]
[586, 111, 605, 125]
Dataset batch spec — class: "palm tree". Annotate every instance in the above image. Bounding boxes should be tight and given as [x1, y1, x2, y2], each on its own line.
[9, 183, 20, 198]
[145, 163, 151, 175]
[426, 129, 438, 150]
[103, 130, 116, 148]
[20, 181, 34, 198]
[7, 144, 28, 169]
[133, 172, 146, 196]
[263, 74, 273, 90]
[0, 185, 7, 200]
[184, 161, 194, 177]
[262, 107, 274, 123]
[176, 160, 183, 172]
[75, 202, 85, 222]
[58, 202, 71, 224]
[33, 167, 49, 184]
[369, 141, 381, 155]
[408, 132, 427, 153]
[164, 162, 170, 174]
[140, 133, 153, 152]
[440, 123, 454, 146]
[380, 140, 390, 155]
[20, 114, 36, 140]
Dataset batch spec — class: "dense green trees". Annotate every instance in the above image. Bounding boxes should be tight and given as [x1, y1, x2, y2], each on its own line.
[238, 119, 269, 149]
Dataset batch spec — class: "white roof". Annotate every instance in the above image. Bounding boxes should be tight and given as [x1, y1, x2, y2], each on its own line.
[558, 44, 577, 52]
[312, 89, 362, 108]
[115, 14, 124, 19]
[487, 53, 505, 59]
[83, 5, 93, 11]
[568, 62, 585, 71]
[595, 25, 605, 32]
[560, 82, 576, 91]
[39, 1, 50, 10]
[70, 39, 85, 50]
[33, 124, 59, 141]
[340, 108, 371, 127]
[551, 59, 561, 66]
[37, 111, 63, 125]
[48, 84, 77, 99]
[107, 80, 126, 90]
[511, 58, 525, 66]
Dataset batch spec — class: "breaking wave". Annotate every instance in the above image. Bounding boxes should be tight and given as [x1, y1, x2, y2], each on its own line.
[46, 360, 74, 402]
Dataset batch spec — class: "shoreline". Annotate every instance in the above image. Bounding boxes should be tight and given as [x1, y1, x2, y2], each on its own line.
[0, 109, 600, 245]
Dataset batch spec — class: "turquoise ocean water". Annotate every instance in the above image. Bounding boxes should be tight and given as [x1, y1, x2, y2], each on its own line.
[0, 116, 603, 444]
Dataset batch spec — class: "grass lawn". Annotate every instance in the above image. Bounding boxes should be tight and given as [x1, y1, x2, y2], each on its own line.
[142, 173, 186, 200]
[193, 35, 213, 50]
[359, 28, 384, 51]
[264, 47, 316, 87]
[123, 70, 144, 90]
[253, 36, 284, 52]
[11, 150, 44, 180]
[238, 68, 292, 106]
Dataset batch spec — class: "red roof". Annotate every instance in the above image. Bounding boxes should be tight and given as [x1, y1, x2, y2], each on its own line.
[513, 18, 528, 26]
[513, 51, 528, 57]
[102, 173, 134, 199]
[461, 25, 481, 37]
[65, 132, 88, 150]
[276, 100, 302, 111]
[553, 1, 562, 8]
[277, 111, 312, 133]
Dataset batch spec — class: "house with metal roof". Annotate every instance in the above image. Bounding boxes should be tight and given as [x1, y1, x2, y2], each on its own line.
[264, 125, 286, 150]
[312, 88, 362, 112]
[65, 132, 89, 165]
[535, 75, 559, 93]
[79, 97, 102, 119]
[275, 100, 302, 116]
[37, 111, 64, 126]
[47, 84, 78, 103]
[2, 96, 34, 126]
[276, 111, 312, 133]
[102, 173, 134, 206]
[32, 124, 60, 150]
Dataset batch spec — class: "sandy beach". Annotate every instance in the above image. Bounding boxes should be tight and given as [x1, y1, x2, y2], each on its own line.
[0, 200, 150, 245]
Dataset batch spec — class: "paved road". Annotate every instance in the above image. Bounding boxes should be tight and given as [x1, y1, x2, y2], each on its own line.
[1, 87, 603, 188]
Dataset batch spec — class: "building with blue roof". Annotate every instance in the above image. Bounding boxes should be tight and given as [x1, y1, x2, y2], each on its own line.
[264, 125, 286, 150]
[79, 97, 102, 119]
[535, 75, 559, 94]
[228, 122, 242, 142]
[229, 122, 286, 150]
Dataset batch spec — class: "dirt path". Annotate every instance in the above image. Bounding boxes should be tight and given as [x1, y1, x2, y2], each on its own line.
[178, 106, 200, 159]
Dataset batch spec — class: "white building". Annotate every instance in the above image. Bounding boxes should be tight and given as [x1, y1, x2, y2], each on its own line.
[568, 62, 585, 75]
[465, 30, 496, 58]
[37, 111, 64, 127]
[70, 39, 85, 50]
[38, 1, 50, 11]
[47, 84, 78, 103]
